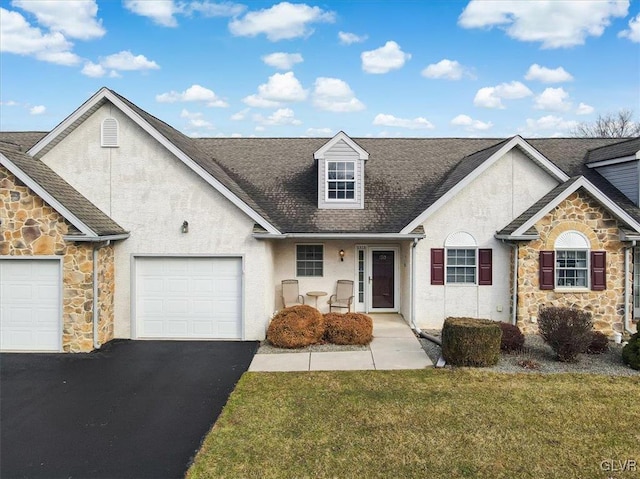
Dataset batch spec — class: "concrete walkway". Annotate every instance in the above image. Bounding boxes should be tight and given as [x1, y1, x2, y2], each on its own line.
[249, 314, 433, 372]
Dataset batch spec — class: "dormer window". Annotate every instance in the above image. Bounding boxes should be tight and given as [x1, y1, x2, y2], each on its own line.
[314, 131, 369, 210]
[327, 161, 356, 200]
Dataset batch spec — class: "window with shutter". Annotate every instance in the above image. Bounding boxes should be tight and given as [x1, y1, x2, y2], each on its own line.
[550, 230, 594, 289]
[101, 118, 119, 147]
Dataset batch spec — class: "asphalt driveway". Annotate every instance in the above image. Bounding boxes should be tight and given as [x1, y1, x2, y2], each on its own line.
[0, 339, 258, 479]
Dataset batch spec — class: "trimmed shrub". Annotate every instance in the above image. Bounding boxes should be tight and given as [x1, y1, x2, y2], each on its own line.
[538, 307, 592, 362]
[267, 305, 324, 348]
[622, 322, 640, 370]
[498, 322, 525, 352]
[324, 312, 373, 345]
[586, 331, 609, 354]
[441, 317, 501, 367]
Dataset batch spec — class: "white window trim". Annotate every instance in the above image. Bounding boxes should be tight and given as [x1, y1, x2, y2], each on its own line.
[445, 247, 478, 285]
[295, 243, 324, 278]
[554, 231, 590, 290]
[324, 159, 357, 203]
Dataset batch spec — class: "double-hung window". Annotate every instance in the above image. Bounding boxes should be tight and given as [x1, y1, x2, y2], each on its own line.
[555, 250, 588, 288]
[296, 245, 323, 277]
[446, 249, 476, 284]
[430, 232, 492, 286]
[326, 161, 355, 200]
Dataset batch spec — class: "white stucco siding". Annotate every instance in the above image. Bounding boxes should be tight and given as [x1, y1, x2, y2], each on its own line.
[415, 148, 560, 329]
[39, 103, 274, 340]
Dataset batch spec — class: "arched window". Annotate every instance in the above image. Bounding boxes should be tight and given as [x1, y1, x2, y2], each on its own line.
[444, 232, 477, 284]
[554, 231, 589, 288]
[101, 118, 119, 147]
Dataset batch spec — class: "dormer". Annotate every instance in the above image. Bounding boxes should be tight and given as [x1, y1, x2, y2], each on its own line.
[314, 131, 369, 209]
[585, 138, 640, 205]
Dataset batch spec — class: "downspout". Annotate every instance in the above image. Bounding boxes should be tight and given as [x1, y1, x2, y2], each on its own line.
[624, 242, 636, 334]
[409, 238, 419, 332]
[511, 243, 519, 326]
[93, 240, 111, 349]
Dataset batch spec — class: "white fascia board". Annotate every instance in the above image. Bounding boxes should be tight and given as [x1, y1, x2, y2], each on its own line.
[63, 233, 130, 242]
[400, 136, 569, 234]
[313, 131, 369, 160]
[494, 234, 540, 241]
[512, 176, 640, 236]
[28, 88, 280, 235]
[1, 154, 97, 237]
[585, 155, 637, 169]
[253, 232, 425, 240]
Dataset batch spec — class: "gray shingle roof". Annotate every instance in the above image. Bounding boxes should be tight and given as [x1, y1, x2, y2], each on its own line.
[585, 137, 640, 164]
[1, 87, 637, 236]
[0, 142, 127, 237]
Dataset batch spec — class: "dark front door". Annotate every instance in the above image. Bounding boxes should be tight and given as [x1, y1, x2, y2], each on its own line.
[372, 250, 394, 309]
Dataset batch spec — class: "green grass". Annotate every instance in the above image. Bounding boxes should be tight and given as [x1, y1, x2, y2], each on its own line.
[187, 370, 640, 479]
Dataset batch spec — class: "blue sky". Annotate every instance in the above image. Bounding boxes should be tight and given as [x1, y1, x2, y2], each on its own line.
[1, 0, 639, 138]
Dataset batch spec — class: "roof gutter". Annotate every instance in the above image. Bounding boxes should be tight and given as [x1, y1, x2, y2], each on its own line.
[252, 232, 426, 240]
[63, 233, 130, 242]
[494, 234, 539, 241]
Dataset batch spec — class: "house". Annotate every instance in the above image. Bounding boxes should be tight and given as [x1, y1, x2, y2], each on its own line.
[1, 87, 638, 352]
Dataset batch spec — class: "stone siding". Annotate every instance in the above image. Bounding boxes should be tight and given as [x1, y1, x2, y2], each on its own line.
[1, 166, 115, 352]
[516, 190, 629, 335]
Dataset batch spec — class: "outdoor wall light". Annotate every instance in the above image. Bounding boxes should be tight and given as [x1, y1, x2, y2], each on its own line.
[181, 220, 189, 234]
[339, 249, 345, 261]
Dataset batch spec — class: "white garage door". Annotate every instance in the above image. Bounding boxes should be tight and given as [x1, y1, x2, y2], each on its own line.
[135, 257, 242, 339]
[0, 259, 61, 351]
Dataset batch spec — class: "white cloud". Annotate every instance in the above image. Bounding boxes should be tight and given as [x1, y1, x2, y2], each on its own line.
[29, 105, 46, 115]
[0, 100, 19, 106]
[254, 108, 302, 126]
[520, 115, 578, 136]
[180, 108, 215, 129]
[619, 13, 640, 42]
[230, 108, 250, 120]
[473, 81, 533, 109]
[100, 50, 160, 71]
[156, 84, 228, 107]
[373, 113, 434, 130]
[0, 7, 80, 65]
[421, 59, 466, 80]
[81, 61, 106, 77]
[576, 102, 595, 115]
[123, 0, 179, 27]
[242, 71, 307, 107]
[184, 1, 246, 17]
[534, 87, 572, 112]
[306, 127, 332, 136]
[312, 77, 365, 112]
[262, 52, 303, 70]
[361, 41, 410, 74]
[459, 0, 629, 48]
[255, 126, 266, 132]
[13, 0, 105, 40]
[338, 31, 367, 44]
[229, 2, 335, 41]
[524, 64, 574, 83]
[450, 114, 493, 131]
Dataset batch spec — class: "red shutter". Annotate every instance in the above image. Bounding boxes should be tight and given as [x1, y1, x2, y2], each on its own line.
[478, 249, 492, 285]
[431, 248, 445, 285]
[539, 251, 555, 290]
[591, 251, 606, 291]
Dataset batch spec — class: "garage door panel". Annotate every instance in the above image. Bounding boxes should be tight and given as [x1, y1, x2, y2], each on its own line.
[0, 259, 60, 351]
[135, 257, 242, 339]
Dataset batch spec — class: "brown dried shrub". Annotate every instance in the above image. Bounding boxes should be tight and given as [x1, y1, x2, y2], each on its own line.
[267, 305, 324, 348]
[324, 312, 373, 345]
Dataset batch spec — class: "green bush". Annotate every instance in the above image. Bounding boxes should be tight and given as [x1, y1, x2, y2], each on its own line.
[324, 312, 373, 345]
[267, 305, 324, 348]
[498, 322, 525, 352]
[442, 317, 501, 367]
[586, 331, 609, 354]
[622, 323, 640, 370]
[538, 307, 593, 362]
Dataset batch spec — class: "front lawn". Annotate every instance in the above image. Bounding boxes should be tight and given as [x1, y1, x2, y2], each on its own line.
[187, 370, 639, 479]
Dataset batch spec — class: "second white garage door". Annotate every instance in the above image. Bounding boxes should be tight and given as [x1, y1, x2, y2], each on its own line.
[135, 257, 242, 339]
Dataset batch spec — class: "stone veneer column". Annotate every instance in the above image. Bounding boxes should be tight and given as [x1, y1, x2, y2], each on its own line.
[515, 191, 629, 335]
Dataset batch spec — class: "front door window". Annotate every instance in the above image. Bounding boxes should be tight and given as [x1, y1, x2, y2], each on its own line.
[372, 250, 394, 309]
